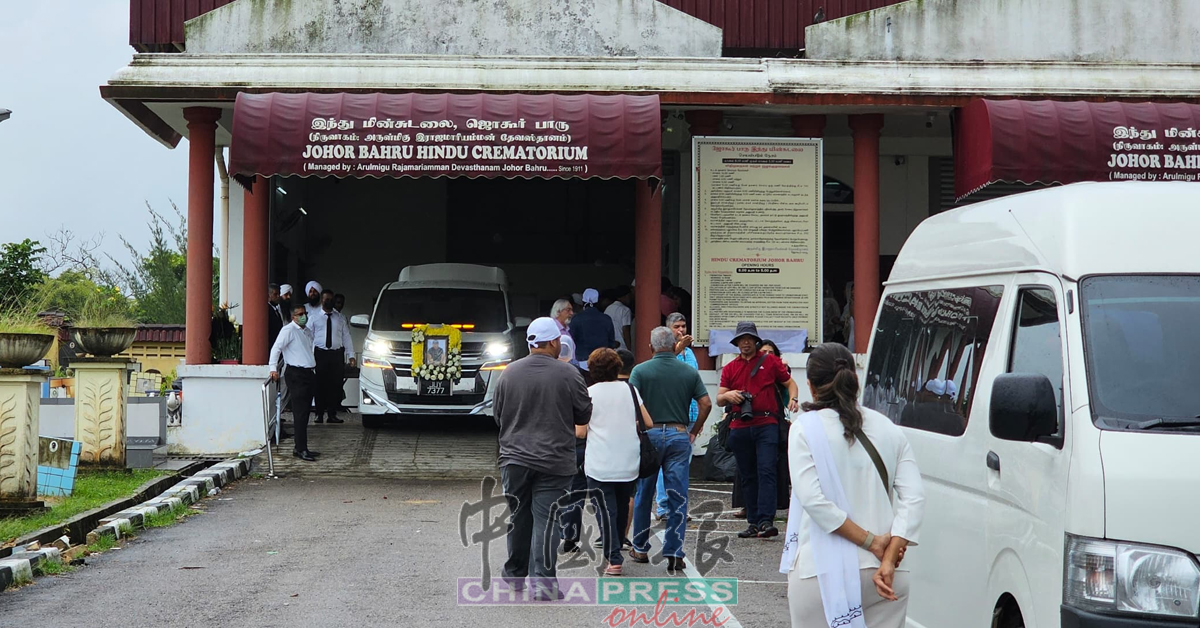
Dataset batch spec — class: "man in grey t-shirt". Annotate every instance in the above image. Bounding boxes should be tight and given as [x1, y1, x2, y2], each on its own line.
[493, 317, 592, 599]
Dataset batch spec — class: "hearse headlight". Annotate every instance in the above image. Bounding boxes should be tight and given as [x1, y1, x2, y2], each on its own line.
[366, 339, 392, 355]
[484, 342, 512, 358]
[361, 357, 392, 370]
[1065, 534, 1200, 619]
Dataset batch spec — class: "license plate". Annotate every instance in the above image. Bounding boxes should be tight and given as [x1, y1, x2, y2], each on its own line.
[418, 378, 451, 396]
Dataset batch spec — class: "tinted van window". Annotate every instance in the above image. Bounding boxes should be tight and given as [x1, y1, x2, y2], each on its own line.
[864, 286, 1004, 436]
[1008, 288, 1064, 421]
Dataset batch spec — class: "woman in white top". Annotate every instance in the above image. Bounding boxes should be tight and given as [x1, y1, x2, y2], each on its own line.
[576, 348, 653, 576]
[783, 343, 925, 628]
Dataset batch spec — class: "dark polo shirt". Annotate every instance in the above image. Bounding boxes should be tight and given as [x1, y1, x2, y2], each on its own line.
[629, 351, 709, 425]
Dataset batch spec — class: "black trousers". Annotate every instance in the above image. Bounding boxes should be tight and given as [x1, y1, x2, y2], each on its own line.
[501, 464, 572, 593]
[314, 348, 344, 420]
[284, 366, 316, 453]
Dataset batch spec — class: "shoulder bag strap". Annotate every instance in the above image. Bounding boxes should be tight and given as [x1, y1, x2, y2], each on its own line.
[852, 427, 891, 499]
[748, 352, 768, 379]
[627, 382, 643, 433]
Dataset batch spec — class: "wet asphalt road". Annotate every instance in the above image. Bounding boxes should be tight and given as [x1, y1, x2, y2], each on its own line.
[1, 415, 796, 628]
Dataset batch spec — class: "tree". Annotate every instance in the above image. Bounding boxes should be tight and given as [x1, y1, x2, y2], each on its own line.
[106, 202, 221, 324]
[0, 239, 47, 312]
[109, 203, 189, 324]
[36, 270, 102, 315]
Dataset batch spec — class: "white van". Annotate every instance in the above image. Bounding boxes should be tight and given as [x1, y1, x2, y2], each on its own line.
[352, 263, 528, 426]
[861, 182, 1200, 628]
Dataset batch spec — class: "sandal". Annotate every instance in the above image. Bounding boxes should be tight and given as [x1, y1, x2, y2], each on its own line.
[604, 563, 623, 576]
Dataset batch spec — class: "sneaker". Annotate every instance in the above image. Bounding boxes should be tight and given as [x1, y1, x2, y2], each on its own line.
[757, 525, 780, 539]
[604, 563, 623, 577]
[737, 523, 760, 538]
[561, 540, 580, 553]
[592, 537, 604, 549]
[621, 538, 633, 550]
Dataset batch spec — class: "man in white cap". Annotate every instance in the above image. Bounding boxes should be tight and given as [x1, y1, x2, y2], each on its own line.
[492, 317, 592, 600]
[567, 288, 615, 374]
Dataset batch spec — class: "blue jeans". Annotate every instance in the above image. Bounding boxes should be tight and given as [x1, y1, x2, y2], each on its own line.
[656, 418, 696, 515]
[633, 427, 692, 558]
[727, 424, 779, 527]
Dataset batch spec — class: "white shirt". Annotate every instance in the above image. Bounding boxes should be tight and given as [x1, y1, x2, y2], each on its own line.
[308, 308, 355, 361]
[604, 301, 633, 350]
[583, 381, 643, 482]
[269, 322, 317, 370]
[788, 407, 925, 578]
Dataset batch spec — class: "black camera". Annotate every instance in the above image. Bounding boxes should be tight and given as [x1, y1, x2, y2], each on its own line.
[737, 392, 755, 419]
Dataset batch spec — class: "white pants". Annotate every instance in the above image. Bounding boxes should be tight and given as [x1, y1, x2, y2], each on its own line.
[788, 568, 910, 628]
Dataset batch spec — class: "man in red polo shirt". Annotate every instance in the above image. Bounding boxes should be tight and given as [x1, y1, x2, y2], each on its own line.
[717, 321, 800, 539]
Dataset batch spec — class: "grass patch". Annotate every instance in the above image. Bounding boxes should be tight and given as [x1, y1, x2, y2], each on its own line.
[86, 533, 118, 554]
[0, 469, 168, 546]
[142, 503, 193, 529]
[33, 558, 75, 576]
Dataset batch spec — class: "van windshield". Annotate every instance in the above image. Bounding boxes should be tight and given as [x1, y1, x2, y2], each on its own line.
[1080, 275, 1200, 428]
[372, 288, 508, 333]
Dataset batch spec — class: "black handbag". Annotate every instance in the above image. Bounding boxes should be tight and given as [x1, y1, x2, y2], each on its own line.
[628, 383, 660, 479]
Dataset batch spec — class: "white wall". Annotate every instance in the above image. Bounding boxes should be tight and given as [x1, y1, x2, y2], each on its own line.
[808, 0, 1200, 64]
[187, 0, 722, 57]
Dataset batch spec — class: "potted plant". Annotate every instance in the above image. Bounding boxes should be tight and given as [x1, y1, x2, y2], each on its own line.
[211, 304, 242, 364]
[71, 288, 137, 358]
[0, 304, 55, 369]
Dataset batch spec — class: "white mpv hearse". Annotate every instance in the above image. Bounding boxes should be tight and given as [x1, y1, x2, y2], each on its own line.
[861, 182, 1199, 628]
[352, 264, 527, 426]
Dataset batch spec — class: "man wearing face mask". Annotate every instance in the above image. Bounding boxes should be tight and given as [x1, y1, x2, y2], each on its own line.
[270, 304, 321, 461]
[493, 317, 592, 600]
[308, 288, 356, 424]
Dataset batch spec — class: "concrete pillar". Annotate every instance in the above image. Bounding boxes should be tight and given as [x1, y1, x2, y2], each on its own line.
[72, 360, 132, 467]
[685, 110, 724, 137]
[791, 114, 827, 139]
[684, 111, 722, 369]
[0, 370, 46, 503]
[850, 114, 884, 354]
[184, 107, 221, 365]
[634, 180, 663, 364]
[242, 176, 270, 365]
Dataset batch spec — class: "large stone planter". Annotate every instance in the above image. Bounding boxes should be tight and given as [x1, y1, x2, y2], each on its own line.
[0, 332, 54, 369]
[73, 359, 133, 467]
[72, 327, 137, 358]
[0, 369, 48, 507]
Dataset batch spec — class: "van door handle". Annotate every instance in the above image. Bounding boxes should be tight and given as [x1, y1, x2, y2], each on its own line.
[986, 451, 1001, 472]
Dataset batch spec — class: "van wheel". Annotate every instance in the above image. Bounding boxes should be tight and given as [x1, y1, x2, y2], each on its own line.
[992, 596, 1025, 628]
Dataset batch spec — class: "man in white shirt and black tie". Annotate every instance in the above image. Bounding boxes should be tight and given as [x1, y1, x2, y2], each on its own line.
[309, 288, 356, 424]
[270, 303, 322, 462]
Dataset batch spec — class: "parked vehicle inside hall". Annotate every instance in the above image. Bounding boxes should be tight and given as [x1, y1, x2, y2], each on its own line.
[861, 182, 1200, 628]
[351, 263, 529, 427]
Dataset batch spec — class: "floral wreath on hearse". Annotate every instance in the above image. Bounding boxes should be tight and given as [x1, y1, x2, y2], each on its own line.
[410, 324, 463, 383]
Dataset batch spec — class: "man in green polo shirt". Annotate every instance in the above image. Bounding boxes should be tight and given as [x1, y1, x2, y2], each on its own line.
[628, 326, 713, 575]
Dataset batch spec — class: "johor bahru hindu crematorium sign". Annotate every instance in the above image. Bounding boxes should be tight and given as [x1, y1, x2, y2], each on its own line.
[229, 92, 663, 181]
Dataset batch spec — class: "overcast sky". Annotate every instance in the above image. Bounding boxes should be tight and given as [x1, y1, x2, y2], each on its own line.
[0, 1, 197, 267]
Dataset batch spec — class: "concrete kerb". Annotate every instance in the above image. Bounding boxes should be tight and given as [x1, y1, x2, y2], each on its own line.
[0, 458, 252, 592]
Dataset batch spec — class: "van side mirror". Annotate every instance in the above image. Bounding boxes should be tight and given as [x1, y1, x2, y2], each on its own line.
[350, 314, 370, 329]
[514, 316, 533, 328]
[990, 373, 1059, 443]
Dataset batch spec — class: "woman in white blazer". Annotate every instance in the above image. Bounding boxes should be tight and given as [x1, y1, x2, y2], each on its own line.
[782, 343, 925, 628]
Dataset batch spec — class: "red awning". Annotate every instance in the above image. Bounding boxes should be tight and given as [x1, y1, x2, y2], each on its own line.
[954, 99, 1200, 199]
[229, 92, 662, 181]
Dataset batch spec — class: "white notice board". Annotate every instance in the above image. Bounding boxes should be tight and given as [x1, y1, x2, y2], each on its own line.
[691, 137, 823, 350]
